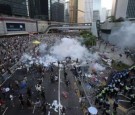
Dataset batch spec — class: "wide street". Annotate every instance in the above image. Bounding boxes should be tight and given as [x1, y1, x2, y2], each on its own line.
[1, 63, 83, 115]
[0, 33, 134, 115]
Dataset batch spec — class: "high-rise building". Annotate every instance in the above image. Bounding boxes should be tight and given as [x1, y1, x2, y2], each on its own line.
[65, 1, 70, 23]
[107, 9, 111, 17]
[0, 4, 12, 16]
[126, 0, 135, 18]
[77, 0, 85, 23]
[69, 0, 93, 23]
[93, 0, 101, 21]
[84, 0, 93, 23]
[0, 0, 28, 17]
[28, 0, 48, 20]
[69, 0, 78, 23]
[93, 10, 100, 22]
[101, 8, 107, 22]
[112, 0, 135, 19]
[51, 2, 64, 22]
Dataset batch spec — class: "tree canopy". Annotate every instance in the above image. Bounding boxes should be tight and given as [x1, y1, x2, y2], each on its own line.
[80, 31, 96, 47]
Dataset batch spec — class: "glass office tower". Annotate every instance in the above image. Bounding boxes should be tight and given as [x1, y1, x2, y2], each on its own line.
[28, 0, 49, 20]
[0, 0, 28, 17]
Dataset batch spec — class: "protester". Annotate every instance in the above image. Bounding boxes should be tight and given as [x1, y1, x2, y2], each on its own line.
[41, 103, 47, 115]
[26, 98, 32, 108]
[0, 35, 36, 74]
[27, 87, 32, 98]
[0, 33, 134, 115]
[61, 106, 66, 115]
[9, 94, 14, 107]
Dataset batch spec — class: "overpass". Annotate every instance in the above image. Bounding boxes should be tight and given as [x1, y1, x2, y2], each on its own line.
[45, 23, 92, 33]
[0, 15, 93, 35]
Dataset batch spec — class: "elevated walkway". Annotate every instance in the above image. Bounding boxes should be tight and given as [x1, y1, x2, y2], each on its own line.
[45, 23, 92, 33]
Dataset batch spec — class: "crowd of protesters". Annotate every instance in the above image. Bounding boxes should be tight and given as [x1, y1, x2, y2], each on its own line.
[0, 33, 80, 114]
[0, 35, 38, 75]
[0, 32, 134, 115]
[0, 63, 49, 114]
[0, 32, 80, 76]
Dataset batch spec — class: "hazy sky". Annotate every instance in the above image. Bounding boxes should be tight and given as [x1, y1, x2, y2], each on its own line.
[101, 0, 113, 9]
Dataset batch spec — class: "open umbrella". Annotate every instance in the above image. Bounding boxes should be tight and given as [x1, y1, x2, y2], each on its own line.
[88, 106, 98, 115]
[32, 40, 41, 44]
[5, 87, 10, 92]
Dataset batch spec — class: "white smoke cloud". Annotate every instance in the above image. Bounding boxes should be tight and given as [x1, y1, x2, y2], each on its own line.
[50, 38, 90, 60]
[21, 37, 105, 71]
[108, 21, 135, 48]
[92, 63, 105, 71]
[21, 53, 32, 63]
[39, 44, 47, 53]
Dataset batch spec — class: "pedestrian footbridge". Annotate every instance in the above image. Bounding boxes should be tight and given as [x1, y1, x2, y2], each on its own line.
[45, 23, 92, 33]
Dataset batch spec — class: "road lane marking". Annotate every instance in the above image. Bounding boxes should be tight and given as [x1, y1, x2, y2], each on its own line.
[2, 107, 8, 115]
[32, 105, 36, 114]
[58, 68, 61, 115]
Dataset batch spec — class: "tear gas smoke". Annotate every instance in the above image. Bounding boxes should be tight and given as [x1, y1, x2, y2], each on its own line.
[21, 37, 105, 71]
[39, 44, 47, 53]
[21, 53, 32, 63]
[50, 38, 92, 60]
[108, 21, 135, 48]
[92, 63, 105, 71]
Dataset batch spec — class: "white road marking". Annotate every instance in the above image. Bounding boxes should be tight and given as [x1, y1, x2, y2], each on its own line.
[32, 105, 36, 114]
[2, 107, 8, 115]
[58, 68, 61, 115]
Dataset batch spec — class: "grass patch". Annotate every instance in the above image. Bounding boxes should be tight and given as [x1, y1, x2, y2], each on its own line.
[112, 60, 129, 71]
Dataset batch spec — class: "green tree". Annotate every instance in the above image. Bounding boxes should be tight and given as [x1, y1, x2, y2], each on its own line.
[80, 31, 96, 47]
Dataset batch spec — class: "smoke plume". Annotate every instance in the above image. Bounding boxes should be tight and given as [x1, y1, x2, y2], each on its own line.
[21, 37, 105, 71]
[108, 21, 135, 48]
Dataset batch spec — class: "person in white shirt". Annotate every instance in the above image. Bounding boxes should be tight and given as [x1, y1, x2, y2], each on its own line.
[35, 84, 42, 92]
[9, 94, 14, 107]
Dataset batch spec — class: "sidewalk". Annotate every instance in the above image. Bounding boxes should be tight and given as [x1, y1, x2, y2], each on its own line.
[96, 41, 134, 66]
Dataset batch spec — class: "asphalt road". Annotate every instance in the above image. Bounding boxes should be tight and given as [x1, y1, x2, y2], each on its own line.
[1, 64, 83, 115]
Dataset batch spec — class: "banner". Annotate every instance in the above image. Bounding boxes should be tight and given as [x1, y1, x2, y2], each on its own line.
[6, 23, 25, 31]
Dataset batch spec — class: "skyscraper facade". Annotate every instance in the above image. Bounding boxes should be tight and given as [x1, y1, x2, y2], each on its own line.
[69, 0, 78, 23]
[77, 0, 85, 23]
[51, 2, 64, 22]
[101, 8, 107, 22]
[65, 1, 70, 23]
[84, 0, 93, 23]
[93, 0, 101, 22]
[112, 0, 135, 19]
[0, 0, 28, 17]
[93, 10, 100, 22]
[28, 0, 48, 20]
[69, 0, 93, 23]
[126, 0, 135, 18]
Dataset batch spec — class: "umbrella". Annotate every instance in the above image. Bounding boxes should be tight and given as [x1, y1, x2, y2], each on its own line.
[88, 106, 98, 115]
[5, 88, 10, 92]
[32, 40, 41, 44]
